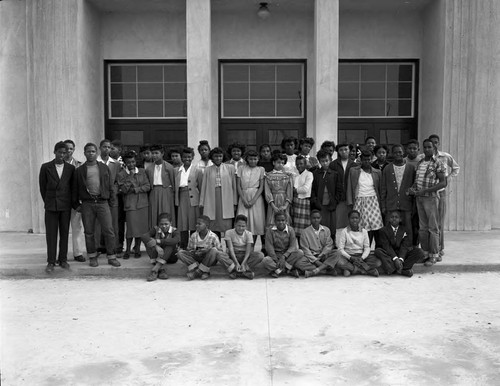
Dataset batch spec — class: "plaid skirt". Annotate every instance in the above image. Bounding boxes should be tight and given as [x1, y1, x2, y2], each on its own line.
[292, 197, 310, 237]
[354, 196, 384, 231]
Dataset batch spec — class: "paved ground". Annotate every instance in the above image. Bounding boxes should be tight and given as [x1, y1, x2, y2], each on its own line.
[1, 230, 500, 279]
[1, 273, 499, 385]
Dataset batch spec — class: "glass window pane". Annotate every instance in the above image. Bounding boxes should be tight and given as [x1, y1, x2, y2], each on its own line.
[338, 100, 359, 117]
[138, 101, 163, 117]
[224, 100, 249, 117]
[110, 84, 136, 100]
[137, 65, 163, 82]
[164, 65, 187, 82]
[164, 101, 187, 117]
[360, 65, 386, 81]
[338, 82, 359, 99]
[339, 64, 360, 82]
[120, 131, 144, 146]
[110, 66, 136, 82]
[250, 65, 275, 82]
[387, 64, 413, 82]
[250, 82, 275, 99]
[250, 100, 275, 117]
[338, 130, 368, 145]
[224, 65, 249, 82]
[268, 129, 299, 148]
[387, 82, 412, 99]
[360, 100, 386, 116]
[276, 65, 302, 82]
[387, 100, 412, 116]
[276, 82, 301, 99]
[360, 82, 386, 99]
[165, 83, 187, 100]
[111, 101, 136, 117]
[225, 131, 257, 147]
[380, 129, 411, 145]
[277, 100, 301, 117]
[138, 83, 163, 100]
[224, 82, 249, 100]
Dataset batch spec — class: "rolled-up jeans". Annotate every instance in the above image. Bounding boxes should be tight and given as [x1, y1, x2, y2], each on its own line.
[81, 200, 116, 258]
[416, 196, 440, 258]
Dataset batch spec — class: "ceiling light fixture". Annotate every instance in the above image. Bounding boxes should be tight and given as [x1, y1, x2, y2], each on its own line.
[257, 2, 271, 20]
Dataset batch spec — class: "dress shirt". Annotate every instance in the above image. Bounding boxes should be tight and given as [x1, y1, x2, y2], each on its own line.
[153, 163, 163, 185]
[55, 163, 64, 178]
[179, 165, 192, 187]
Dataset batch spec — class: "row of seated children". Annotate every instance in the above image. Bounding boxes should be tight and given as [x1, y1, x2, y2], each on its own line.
[141, 208, 424, 282]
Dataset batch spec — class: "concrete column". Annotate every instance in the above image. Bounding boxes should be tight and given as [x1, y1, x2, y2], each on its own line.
[24, 0, 102, 233]
[313, 0, 339, 151]
[186, 0, 215, 148]
[0, 0, 32, 232]
[439, 0, 497, 230]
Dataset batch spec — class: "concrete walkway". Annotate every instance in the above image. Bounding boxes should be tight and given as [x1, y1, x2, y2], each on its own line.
[1, 230, 499, 279]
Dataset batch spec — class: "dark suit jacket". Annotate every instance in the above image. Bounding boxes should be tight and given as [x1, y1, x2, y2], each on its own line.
[377, 224, 412, 259]
[310, 168, 343, 211]
[39, 160, 76, 211]
[76, 162, 116, 206]
[380, 163, 416, 212]
[329, 158, 355, 201]
[346, 166, 382, 206]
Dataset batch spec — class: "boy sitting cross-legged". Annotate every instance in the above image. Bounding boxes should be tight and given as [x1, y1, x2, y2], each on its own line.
[216, 214, 265, 280]
[177, 215, 222, 280]
[374, 210, 424, 277]
[142, 212, 180, 282]
[300, 210, 340, 278]
[262, 211, 316, 278]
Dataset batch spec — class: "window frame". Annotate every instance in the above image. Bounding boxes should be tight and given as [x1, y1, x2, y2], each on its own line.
[338, 60, 417, 119]
[105, 60, 188, 120]
[219, 60, 306, 120]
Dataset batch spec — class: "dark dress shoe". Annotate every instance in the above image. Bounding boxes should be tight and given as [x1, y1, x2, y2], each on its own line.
[367, 268, 379, 277]
[89, 257, 99, 267]
[60, 261, 70, 269]
[122, 252, 130, 260]
[45, 263, 55, 273]
[158, 269, 169, 280]
[108, 259, 121, 267]
[401, 269, 414, 278]
[74, 255, 86, 262]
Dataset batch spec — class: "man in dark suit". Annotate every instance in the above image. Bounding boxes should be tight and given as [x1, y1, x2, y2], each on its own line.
[311, 150, 343, 243]
[329, 143, 355, 230]
[381, 144, 416, 244]
[39, 142, 77, 273]
[375, 210, 424, 277]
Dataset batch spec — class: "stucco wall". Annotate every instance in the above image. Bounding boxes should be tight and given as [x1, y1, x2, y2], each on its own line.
[339, 10, 423, 59]
[0, 0, 32, 231]
[101, 12, 186, 60]
[211, 9, 315, 142]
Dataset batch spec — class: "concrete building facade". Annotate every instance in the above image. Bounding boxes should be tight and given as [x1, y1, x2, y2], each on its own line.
[1, 0, 499, 233]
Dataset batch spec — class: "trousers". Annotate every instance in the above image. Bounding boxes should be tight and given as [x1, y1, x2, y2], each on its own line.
[177, 248, 219, 273]
[44, 210, 71, 264]
[81, 201, 116, 258]
[262, 250, 316, 273]
[416, 196, 440, 258]
[216, 250, 265, 272]
[374, 247, 424, 274]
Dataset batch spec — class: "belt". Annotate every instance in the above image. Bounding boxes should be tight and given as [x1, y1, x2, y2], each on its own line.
[179, 186, 189, 191]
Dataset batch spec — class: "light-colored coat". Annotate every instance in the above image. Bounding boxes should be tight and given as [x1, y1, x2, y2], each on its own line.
[174, 165, 203, 207]
[200, 163, 237, 220]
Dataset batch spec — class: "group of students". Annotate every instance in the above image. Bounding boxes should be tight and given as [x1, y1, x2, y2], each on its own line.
[38, 134, 459, 281]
